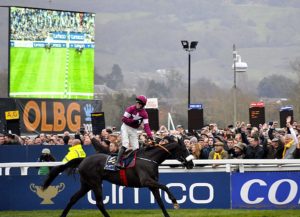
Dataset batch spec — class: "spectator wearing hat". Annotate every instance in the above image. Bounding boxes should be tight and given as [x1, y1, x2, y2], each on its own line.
[62, 139, 86, 163]
[208, 142, 229, 160]
[37, 148, 56, 175]
[232, 143, 246, 159]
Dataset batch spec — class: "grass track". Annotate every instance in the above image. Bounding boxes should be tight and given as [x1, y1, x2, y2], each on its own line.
[10, 47, 94, 99]
[1, 209, 300, 217]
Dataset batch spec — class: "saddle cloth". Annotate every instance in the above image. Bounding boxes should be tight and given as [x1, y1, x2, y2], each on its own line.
[104, 151, 137, 171]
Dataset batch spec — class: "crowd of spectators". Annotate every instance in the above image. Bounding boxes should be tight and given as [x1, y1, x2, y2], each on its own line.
[10, 7, 95, 41]
[170, 116, 300, 160]
[1, 116, 300, 161]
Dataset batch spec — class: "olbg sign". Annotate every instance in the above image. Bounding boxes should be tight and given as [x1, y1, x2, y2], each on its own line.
[17, 99, 101, 134]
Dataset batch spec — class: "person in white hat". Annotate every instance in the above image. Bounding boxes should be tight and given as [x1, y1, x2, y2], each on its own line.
[37, 148, 56, 175]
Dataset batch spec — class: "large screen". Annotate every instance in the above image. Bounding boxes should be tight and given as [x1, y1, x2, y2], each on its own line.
[9, 7, 95, 99]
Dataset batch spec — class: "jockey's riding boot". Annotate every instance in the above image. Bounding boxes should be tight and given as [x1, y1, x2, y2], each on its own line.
[115, 146, 126, 169]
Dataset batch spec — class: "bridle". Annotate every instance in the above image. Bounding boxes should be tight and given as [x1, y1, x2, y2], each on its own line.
[154, 141, 194, 165]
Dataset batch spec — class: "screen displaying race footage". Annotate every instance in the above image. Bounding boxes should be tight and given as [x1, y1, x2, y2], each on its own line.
[9, 7, 95, 99]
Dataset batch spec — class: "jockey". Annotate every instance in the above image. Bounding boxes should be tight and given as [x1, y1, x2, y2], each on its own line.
[116, 95, 153, 169]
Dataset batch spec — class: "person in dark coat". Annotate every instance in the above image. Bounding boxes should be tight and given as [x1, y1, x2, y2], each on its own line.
[245, 135, 265, 159]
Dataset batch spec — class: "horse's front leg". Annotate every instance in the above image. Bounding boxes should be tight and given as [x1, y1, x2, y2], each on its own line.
[144, 180, 179, 209]
[92, 184, 110, 217]
[149, 187, 170, 217]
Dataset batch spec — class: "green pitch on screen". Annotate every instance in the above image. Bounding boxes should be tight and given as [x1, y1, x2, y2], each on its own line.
[10, 47, 94, 99]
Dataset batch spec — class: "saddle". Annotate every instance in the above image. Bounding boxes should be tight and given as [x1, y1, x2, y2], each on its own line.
[104, 150, 137, 171]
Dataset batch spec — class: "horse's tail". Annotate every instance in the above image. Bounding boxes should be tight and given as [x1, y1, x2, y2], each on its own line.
[42, 158, 84, 190]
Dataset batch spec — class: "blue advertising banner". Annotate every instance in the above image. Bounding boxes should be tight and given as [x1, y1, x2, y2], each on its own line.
[33, 42, 46, 48]
[0, 172, 230, 210]
[51, 32, 68, 40]
[32, 42, 66, 48]
[69, 43, 95, 48]
[69, 32, 85, 41]
[0, 145, 95, 164]
[232, 172, 300, 209]
[51, 43, 67, 48]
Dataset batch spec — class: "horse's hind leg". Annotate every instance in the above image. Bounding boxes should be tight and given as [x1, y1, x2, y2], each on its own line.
[149, 187, 170, 217]
[60, 183, 90, 217]
[93, 184, 110, 217]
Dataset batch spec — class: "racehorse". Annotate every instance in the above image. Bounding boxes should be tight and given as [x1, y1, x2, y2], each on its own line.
[43, 136, 194, 217]
[44, 43, 52, 52]
[75, 47, 84, 55]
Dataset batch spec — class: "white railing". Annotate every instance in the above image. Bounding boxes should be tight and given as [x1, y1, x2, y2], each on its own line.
[0, 162, 64, 176]
[1, 159, 300, 176]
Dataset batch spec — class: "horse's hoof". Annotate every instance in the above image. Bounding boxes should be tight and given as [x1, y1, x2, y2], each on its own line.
[173, 203, 180, 209]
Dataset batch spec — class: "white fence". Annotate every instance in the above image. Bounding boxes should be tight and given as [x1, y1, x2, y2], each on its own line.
[1, 159, 300, 176]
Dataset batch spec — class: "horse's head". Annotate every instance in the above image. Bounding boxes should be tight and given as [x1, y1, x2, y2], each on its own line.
[168, 136, 194, 170]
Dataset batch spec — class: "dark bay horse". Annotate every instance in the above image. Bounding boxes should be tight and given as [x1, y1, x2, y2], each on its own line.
[75, 47, 84, 55]
[43, 137, 194, 217]
[44, 43, 52, 52]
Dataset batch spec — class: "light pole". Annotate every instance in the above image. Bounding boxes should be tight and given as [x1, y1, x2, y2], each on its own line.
[181, 40, 198, 107]
[233, 44, 237, 125]
[232, 44, 248, 125]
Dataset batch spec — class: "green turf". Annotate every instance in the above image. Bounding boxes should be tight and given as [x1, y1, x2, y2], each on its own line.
[1, 209, 300, 217]
[10, 47, 94, 99]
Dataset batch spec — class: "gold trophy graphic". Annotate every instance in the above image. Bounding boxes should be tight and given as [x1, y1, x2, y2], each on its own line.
[30, 183, 65, 204]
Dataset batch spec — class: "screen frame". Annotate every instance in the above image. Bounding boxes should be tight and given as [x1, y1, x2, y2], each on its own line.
[8, 6, 11, 98]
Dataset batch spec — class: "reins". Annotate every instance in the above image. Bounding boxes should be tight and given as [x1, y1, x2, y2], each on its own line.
[154, 143, 172, 155]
